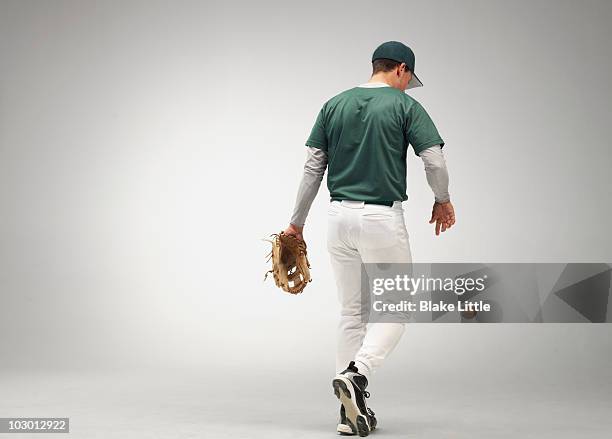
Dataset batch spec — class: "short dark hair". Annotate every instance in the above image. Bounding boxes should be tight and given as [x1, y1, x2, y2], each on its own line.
[372, 58, 408, 75]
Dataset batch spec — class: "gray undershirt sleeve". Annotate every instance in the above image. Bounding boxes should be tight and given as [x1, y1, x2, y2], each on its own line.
[290, 146, 328, 227]
[419, 145, 450, 203]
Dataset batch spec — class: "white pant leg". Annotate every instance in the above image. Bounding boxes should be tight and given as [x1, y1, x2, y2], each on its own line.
[327, 201, 366, 374]
[355, 202, 412, 380]
[328, 201, 412, 380]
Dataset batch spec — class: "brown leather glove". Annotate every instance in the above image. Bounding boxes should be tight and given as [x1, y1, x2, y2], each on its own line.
[265, 232, 311, 294]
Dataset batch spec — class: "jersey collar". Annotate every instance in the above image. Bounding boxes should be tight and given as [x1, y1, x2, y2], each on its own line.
[357, 82, 390, 88]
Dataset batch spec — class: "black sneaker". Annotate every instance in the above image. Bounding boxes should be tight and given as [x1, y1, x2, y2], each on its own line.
[337, 405, 354, 435]
[367, 407, 377, 430]
[337, 404, 377, 435]
[332, 361, 373, 437]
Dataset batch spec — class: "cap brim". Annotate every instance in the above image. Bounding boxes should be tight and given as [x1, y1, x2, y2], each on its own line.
[406, 72, 423, 90]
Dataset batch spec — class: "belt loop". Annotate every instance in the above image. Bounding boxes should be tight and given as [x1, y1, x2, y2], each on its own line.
[341, 200, 365, 209]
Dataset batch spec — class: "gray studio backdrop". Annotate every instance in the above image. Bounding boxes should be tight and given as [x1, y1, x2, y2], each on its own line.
[1, 0, 611, 408]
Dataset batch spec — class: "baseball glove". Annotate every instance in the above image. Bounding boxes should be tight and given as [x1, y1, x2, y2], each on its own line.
[264, 232, 311, 294]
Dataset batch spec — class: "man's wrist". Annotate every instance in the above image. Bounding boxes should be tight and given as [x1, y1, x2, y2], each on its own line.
[289, 222, 304, 231]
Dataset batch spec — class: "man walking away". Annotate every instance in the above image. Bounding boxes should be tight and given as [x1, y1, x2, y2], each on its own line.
[284, 41, 456, 436]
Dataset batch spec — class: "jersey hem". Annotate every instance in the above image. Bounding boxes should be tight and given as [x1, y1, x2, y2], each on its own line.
[413, 139, 445, 156]
[305, 140, 327, 150]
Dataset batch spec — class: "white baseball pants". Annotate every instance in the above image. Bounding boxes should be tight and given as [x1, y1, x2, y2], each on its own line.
[327, 200, 412, 380]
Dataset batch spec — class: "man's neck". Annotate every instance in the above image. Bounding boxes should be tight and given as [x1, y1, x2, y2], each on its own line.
[367, 74, 395, 87]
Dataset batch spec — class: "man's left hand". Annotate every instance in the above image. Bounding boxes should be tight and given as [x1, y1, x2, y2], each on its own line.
[284, 223, 304, 241]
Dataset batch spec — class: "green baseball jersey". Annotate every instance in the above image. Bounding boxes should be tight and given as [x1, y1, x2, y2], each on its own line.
[305, 85, 444, 204]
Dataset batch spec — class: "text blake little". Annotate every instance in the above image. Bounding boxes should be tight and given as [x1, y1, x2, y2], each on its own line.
[373, 300, 491, 313]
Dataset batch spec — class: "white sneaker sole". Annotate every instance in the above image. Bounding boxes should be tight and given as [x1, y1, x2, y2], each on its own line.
[337, 422, 354, 435]
[332, 376, 370, 437]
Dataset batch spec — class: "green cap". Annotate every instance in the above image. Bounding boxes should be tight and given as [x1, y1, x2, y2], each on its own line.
[372, 41, 423, 89]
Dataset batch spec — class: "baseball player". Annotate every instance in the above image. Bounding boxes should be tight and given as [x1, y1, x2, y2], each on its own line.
[284, 41, 455, 436]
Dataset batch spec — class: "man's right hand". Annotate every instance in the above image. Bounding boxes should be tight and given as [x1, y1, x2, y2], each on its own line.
[429, 201, 455, 236]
